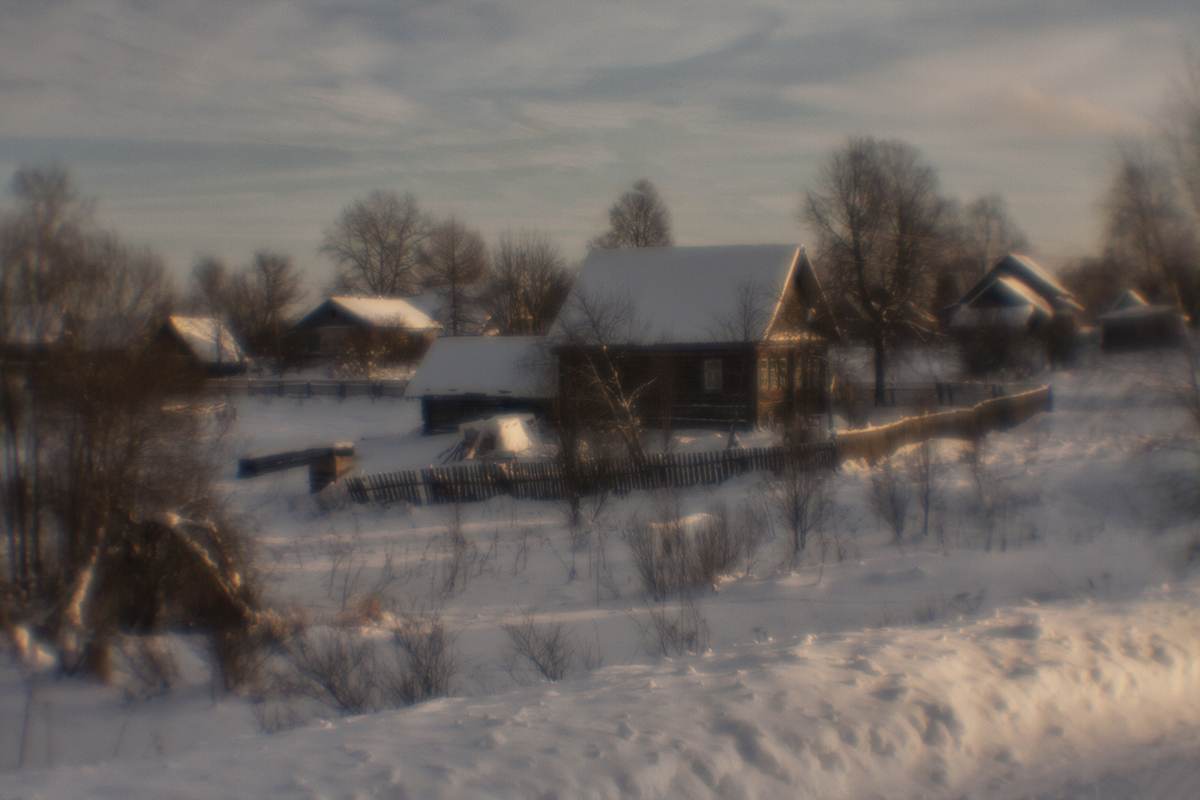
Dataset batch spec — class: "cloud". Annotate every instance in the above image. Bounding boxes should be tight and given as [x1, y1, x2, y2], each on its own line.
[987, 84, 1152, 137]
[0, 0, 1198, 276]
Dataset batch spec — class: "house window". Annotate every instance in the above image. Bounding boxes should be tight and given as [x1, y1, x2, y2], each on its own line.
[759, 358, 768, 390]
[703, 359, 723, 393]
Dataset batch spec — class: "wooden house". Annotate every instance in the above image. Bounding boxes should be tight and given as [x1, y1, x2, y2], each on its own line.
[947, 254, 1083, 372]
[1099, 290, 1187, 351]
[407, 336, 551, 433]
[948, 254, 1083, 329]
[290, 296, 441, 365]
[551, 245, 837, 429]
[155, 316, 249, 377]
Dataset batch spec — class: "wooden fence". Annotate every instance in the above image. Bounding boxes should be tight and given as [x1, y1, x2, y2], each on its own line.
[211, 378, 408, 399]
[835, 385, 1052, 464]
[845, 380, 1042, 409]
[344, 385, 1053, 506]
[345, 443, 839, 506]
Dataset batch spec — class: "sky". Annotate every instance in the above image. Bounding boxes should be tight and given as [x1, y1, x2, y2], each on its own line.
[1, 0, 1198, 292]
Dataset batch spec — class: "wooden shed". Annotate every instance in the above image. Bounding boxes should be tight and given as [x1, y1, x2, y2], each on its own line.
[407, 336, 551, 433]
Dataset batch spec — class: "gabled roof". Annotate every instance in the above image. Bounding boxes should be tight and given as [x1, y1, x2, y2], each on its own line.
[959, 254, 1082, 312]
[1110, 289, 1149, 312]
[294, 296, 439, 331]
[966, 276, 1054, 314]
[407, 336, 548, 397]
[949, 277, 1054, 331]
[165, 316, 247, 365]
[550, 245, 831, 345]
[1099, 290, 1186, 323]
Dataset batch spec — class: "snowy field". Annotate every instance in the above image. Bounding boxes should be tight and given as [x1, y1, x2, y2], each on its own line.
[4, 345, 1200, 799]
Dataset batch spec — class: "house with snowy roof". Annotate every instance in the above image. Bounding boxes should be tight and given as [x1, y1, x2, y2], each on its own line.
[550, 244, 838, 429]
[290, 296, 441, 366]
[1098, 290, 1187, 351]
[947, 254, 1083, 372]
[948, 254, 1083, 331]
[156, 316, 250, 376]
[406, 336, 550, 433]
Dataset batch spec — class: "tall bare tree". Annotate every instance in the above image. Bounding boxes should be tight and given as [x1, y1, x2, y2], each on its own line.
[803, 137, 947, 404]
[1102, 144, 1199, 317]
[321, 190, 428, 296]
[481, 230, 573, 335]
[590, 179, 673, 250]
[961, 194, 1030, 278]
[1167, 51, 1200, 223]
[420, 217, 488, 336]
[241, 250, 305, 367]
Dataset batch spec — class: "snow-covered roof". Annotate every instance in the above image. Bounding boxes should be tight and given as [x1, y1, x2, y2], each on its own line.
[1110, 289, 1149, 312]
[949, 278, 1054, 330]
[166, 316, 247, 365]
[550, 245, 820, 345]
[960, 254, 1082, 312]
[407, 336, 549, 397]
[295, 296, 440, 331]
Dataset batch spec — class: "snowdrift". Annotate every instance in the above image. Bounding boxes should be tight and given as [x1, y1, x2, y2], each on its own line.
[8, 589, 1200, 799]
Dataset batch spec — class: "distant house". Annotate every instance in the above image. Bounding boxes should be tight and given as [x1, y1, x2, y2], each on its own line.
[290, 296, 441, 365]
[156, 316, 249, 377]
[407, 336, 550, 433]
[947, 254, 1083, 372]
[1099, 290, 1187, 351]
[551, 245, 838, 429]
[948, 254, 1083, 330]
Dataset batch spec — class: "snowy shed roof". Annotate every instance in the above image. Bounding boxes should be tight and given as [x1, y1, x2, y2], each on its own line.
[550, 245, 826, 345]
[294, 296, 440, 331]
[407, 336, 549, 397]
[165, 316, 247, 365]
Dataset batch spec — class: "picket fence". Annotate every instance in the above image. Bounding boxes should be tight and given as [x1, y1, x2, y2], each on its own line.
[211, 378, 408, 399]
[345, 443, 839, 506]
[344, 385, 1053, 506]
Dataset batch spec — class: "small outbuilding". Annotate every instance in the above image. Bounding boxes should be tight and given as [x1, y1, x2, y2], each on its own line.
[156, 316, 249, 377]
[290, 296, 441, 366]
[1099, 290, 1187, 351]
[406, 336, 551, 433]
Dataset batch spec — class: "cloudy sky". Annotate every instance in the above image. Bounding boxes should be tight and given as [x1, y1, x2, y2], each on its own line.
[2, 0, 1198, 288]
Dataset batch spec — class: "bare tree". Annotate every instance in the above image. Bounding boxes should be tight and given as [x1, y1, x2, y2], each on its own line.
[767, 461, 833, 569]
[321, 190, 428, 297]
[481, 230, 573, 335]
[420, 216, 488, 337]
[189, 256, 231, 319]
[869, 458, 910, 544]
[1167, 51, 1200, 223]
[711, 280, 773, 342]
[803, 137, 948, 404]
[590, 179, 673, 249]
[240, 250, 305, 368]
[961, 194, 1031, 279]
[1102, 144, 1199, 318]
[1, 166, 259, 679]
[555, 290, 651, 465]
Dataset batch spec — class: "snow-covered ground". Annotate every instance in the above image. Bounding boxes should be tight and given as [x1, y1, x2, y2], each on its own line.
[4, 345, 1200, 799]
